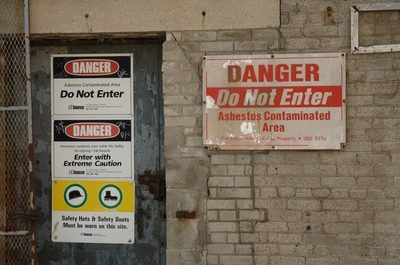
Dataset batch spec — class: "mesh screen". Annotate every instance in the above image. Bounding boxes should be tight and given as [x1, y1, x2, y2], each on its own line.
[0, 235, 32, 265]
[0, 33, 28, 107]
[0, 0, 33, 264]
[1, 110, 31, 232]
[0, 0, 26, 107]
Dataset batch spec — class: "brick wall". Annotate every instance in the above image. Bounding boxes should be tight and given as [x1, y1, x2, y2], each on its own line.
[163, 2, 400, 265]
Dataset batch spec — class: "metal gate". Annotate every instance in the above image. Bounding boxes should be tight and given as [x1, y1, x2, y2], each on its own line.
[31, 40, 165, 264]
[0, 0, 36, 264]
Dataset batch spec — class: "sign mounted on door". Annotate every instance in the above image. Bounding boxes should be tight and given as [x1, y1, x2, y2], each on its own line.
[51, 54, 134, 115]
[51, 53, 135, 244]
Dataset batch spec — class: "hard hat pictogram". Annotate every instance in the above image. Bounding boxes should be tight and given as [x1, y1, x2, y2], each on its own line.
[64, 184, 87, 208]
[69, 190, 83, 200]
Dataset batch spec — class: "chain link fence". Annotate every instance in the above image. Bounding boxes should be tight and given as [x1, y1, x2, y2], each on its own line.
[0, 0, 34, 264]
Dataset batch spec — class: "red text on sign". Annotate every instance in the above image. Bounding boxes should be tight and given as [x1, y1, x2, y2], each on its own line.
[228, 64, 320, 83]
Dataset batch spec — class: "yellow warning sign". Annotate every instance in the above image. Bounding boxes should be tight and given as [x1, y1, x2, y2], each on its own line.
[52, 180, 134, 212]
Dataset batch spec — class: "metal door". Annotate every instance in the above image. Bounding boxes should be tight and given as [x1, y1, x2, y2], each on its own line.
[31, 41, 165, 265]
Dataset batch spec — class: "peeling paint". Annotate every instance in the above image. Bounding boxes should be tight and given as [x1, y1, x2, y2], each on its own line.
[240, 121, 254, 134]
[206, 95, 219, 109]
[34, 139, 49, 153]
[53, 222, 58, 236]
[222, 60, 239, 68]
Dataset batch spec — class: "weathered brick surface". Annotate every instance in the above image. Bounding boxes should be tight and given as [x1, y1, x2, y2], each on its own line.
[163, 1, 400, 264]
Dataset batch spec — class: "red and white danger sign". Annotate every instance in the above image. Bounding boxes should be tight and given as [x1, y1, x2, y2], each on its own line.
[203, 53, 346, 150]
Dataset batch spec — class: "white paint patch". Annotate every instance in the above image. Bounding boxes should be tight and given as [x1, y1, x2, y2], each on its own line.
[240, 122, 254, 134]
[244, 89, 257, 105]
[222, 60, 240, 68]
[206, 95, 219, 109]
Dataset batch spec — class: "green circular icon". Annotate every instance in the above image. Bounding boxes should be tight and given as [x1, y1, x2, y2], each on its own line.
[99, 184, 123, 209]
[64, 183, 87, 208]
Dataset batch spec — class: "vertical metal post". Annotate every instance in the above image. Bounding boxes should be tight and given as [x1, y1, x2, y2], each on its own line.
[24, 1, 36, 264]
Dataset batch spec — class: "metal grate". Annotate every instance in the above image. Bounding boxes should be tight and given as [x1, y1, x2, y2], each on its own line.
[0, 235, 32, 265]
[1, 111, 31, 231]
[0, 0, 34, 264]
[0, 0, 26, 107]
[0, 34, 28, 107]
